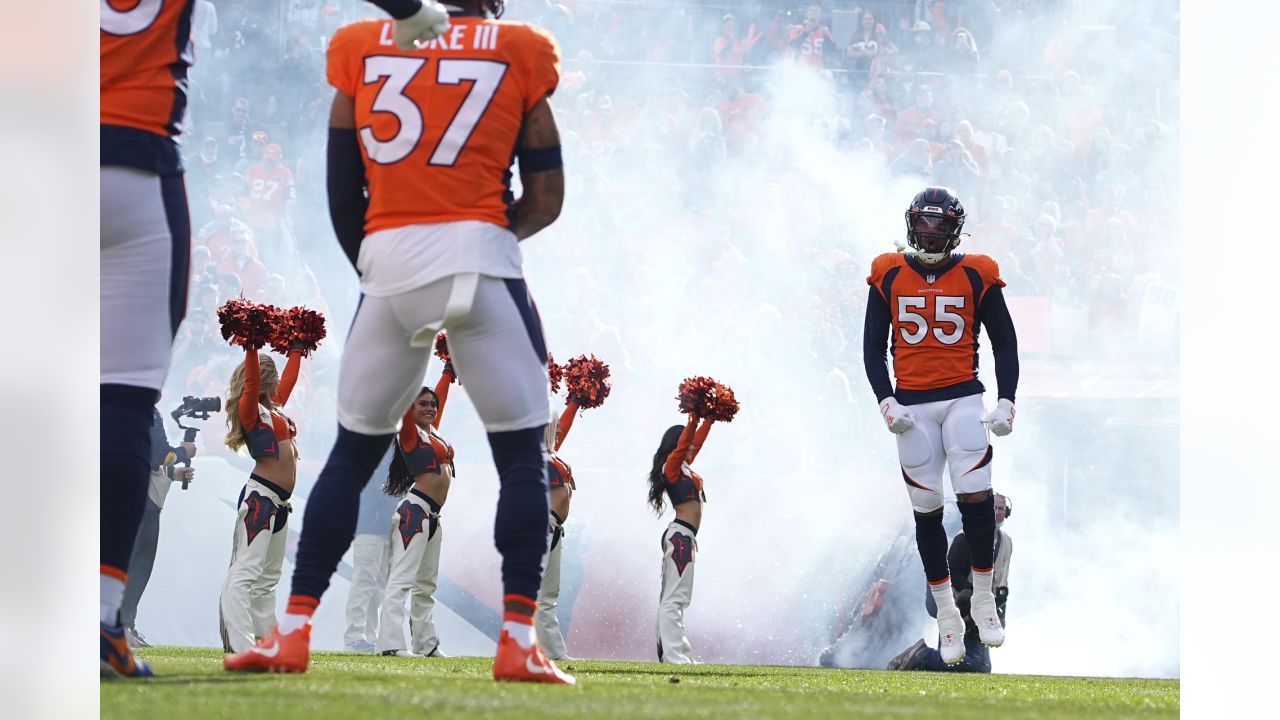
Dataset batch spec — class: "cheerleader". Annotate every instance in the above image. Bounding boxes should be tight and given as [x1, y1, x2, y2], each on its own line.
[218, 341, 305, 653]
[648, 413, 713, 664]
[376, 363, 457, 657]
[535, 408, 577, 660]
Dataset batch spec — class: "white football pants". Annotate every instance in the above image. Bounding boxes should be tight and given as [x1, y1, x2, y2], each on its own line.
[895, 393, 994, 513]
[376, 493, 443, 655]
[656, 522, 698, 664]
[536, 512, 568, 659]
[219, 478, 289, 653]
[344, 533, 390, 648]
[100, 166, 188, 390]
[337, 273, 550, 436]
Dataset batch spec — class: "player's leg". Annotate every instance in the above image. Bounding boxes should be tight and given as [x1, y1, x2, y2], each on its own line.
[435, 274, 571, 684]
[535, 513, 569, 660]
[895, 402, 966, 665]
[119, 494, 163, 644]
[377, 499, 427, 656]
[942, 394, 1003, 647]
[344, 533, 384, 651]
[656, 522, 697, 664]
[408, 504, 443, 656]
[226, 293, 431, 671]
[100, 167, 189, 678]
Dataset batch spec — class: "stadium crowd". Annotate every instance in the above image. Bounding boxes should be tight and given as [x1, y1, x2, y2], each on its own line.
[166, 0, 1179, 469]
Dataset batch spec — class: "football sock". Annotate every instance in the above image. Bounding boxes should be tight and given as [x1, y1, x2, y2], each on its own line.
[913, 510, 950, 583]
[279, 595, 318, 634]
[289, 425, 393, 602]
[101, 384, 156, 575]
[101, 570, 126, 625]
[488, 426, 550, 600]
[502, 612, 536, 649]
[958, 494, 997, 570]
[278, 613, 310, 634]
[929, 577, 959, 613]
[972, 567, 995, 596]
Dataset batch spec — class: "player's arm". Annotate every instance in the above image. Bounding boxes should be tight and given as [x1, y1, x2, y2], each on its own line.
[326, 91, 369, 272]
[512, 96, 564, 241]
[861, 286, 896, 403]
[977, 284, 1019, 404]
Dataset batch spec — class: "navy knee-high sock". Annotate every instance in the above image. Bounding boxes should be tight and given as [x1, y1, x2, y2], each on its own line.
[488, 426, 550, 602]
[289, 426, 393, 605]
[101, 384, 157, 574]
[913, 510, 950, 583]
[958, 495, 997, 570]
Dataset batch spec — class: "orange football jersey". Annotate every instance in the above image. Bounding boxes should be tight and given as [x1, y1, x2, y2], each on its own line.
[101, 0, 195, 138]
[241, 164, 295, 228]
[867, 253, 1005, 392]
[326, 16, 561, 233]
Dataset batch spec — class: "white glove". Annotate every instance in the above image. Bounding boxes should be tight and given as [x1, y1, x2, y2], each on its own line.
[879, 397, 915, 434]
[983, 398, 1016, 437]
[394, 2, 451, 50]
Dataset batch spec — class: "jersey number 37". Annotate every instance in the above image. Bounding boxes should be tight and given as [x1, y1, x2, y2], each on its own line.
[361, 56, 508, 167]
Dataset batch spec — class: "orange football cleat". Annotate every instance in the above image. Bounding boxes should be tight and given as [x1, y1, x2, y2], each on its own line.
[101, 620, 154, 678]
[492, 630, 576, 685]
[224, 623, 311, 673]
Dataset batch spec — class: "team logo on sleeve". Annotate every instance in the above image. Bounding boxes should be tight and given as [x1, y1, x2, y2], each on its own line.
[669, 533, 694, 576]
[397, 501, 429, 550]
[242, 492, 278, 545]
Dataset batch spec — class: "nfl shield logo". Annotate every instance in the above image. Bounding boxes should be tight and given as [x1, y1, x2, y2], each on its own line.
[926, 274, 936, 284]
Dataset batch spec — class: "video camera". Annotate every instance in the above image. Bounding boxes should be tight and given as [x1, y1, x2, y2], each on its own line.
[170, 396, 222, 490]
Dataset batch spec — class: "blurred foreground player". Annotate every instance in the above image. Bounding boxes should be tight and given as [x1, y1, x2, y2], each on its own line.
[225, 1, 572, 684]
[100, 0, 198, 679]
[862, 187, 1019, 666]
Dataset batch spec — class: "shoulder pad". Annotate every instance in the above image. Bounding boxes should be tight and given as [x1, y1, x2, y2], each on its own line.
[867, 252, 906, 286]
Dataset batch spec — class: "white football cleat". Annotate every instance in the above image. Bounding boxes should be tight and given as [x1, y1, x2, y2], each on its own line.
[937, 606, 967, 665]
[971, 592, 1005, 647]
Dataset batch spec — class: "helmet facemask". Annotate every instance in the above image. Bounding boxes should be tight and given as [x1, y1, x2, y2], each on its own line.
[905, 211, 962, 264]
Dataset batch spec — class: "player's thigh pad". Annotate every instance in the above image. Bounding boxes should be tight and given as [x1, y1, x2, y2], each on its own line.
[942, 394, 993, 493]
[100, 166, 189, 389]
[336, 288, 442, 435]
[436, 275, 550, 433]
[896, 416, 946, 513]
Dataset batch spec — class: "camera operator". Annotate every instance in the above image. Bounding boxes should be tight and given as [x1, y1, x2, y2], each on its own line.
[887, 494, 1013, 673]
[120, 407, 198, 647]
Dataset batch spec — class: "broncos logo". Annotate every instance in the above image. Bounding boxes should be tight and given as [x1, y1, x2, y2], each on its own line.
[242, 492, 277, 545]
[669, 532, 694, 576]
[397, 501, 431, 550]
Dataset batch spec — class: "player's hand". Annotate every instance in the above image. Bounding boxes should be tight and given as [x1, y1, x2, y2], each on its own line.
[879, 397, 914, 434]
[181, 441, 198, 458]
[983, 398, 1015, 437]
[173, 467, 195, 485]
[394, 2, 451, 50]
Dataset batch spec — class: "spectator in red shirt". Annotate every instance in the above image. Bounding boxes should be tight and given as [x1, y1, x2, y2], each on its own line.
[719, 80, 768, 155]
[894, 83, 939, 150]
[214, 226, 265, 298]
[713, 15, 764, 78]
[859, 75, 896, 123]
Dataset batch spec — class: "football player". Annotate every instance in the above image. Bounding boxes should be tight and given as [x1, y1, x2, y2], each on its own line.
[100, 0, 199, 679]
[224, 0, 571, 684]
[862, 187, 1019, 666]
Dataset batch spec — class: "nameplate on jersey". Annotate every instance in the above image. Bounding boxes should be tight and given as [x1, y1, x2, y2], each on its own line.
[378, 22, 500, 51]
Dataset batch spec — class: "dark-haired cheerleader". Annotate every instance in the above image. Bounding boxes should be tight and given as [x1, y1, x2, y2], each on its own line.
[376, 365, 456, 657]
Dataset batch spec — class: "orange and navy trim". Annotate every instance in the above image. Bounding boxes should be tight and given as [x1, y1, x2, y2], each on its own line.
[901, 469, 933, 492]
[286, 595, 319, 616]
[963, 445, 994, 475]
[928, 575, 951, 586]
[101, 564, 128, 583]
[503, 594, 537, 611]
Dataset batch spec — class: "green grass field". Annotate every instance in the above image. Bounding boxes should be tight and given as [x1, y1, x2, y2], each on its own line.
[102, 647, 1178, 719]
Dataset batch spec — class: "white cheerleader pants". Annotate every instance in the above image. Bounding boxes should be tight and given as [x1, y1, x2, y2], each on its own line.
[656, 521, 698, 664]
[376, 492, 443, 655]
[219, 477, 290, 653]
[536, 511, 568, 659]
[344, 533, 390, 648]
